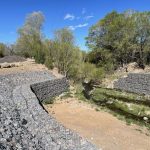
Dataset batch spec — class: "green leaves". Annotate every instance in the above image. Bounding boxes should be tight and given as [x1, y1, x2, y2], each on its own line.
[86, 10, 150, 69]
[16, 12, 45, 61]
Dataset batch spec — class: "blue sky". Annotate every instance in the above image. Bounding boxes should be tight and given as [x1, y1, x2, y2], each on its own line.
[0, 0, 150, 50]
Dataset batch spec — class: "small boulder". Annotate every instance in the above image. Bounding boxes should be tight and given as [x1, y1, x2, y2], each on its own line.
[143, 117, 148, 121]
[0, 62, 11, 68]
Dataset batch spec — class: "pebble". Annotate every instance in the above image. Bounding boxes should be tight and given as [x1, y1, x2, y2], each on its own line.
[143, 117, 148, 121]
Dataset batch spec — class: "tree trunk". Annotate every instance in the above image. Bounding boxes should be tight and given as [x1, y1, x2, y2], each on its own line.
[138, 42, 145, 69]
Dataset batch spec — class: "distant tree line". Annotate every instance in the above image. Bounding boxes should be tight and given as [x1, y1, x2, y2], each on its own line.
[86, 10, 150, 70]
[0, 10, 149, 83]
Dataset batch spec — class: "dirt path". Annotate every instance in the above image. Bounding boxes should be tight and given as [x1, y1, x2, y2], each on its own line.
[0, 58, 63, 78]
[44, 98, 150, 150]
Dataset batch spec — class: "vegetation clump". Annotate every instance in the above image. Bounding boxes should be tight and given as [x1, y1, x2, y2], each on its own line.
[86, 10, 150, 70]
[42, 97, 55, 105]
[92, 88, 150, 106]
[90, 87, 150, 128]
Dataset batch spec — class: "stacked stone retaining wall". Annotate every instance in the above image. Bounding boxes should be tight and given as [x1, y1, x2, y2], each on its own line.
[114, 73, 150, 95]
[31, 77, 69, 102]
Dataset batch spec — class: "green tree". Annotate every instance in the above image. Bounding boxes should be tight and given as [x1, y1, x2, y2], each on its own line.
[16, 11, 45, 63]
[132, 12, 150, 68]
[43, 39, 54, 69]
[50, 28, 82, 78]
[86, 10, 150, 69]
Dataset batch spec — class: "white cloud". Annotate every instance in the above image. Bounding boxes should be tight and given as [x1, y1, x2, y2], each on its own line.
[64, 13, 75, 20]
[82, 8, 86, 15]
[76, 23, 88, 28]
[68, 23, 88, 30]
[84, 15, 94, 20]
[68, 26, 76, 30]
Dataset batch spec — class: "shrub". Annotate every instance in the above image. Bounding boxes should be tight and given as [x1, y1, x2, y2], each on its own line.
[92, 67, 105, 82]
[0, 49, 4, 58]
[0, 43, 5, 58]
[81, 63, 105, 83]
[34, 49, 45, 64]
[45, 57, 53, 69]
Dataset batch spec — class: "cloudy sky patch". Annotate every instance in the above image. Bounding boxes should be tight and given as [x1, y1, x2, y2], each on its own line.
[69, 23, 88, 30]
[64, 13, 75, 20]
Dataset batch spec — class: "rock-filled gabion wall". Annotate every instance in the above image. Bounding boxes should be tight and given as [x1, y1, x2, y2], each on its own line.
[0, 71, 98, 150]
[30, 77, 69, 102]
[114, 73, 150, 95]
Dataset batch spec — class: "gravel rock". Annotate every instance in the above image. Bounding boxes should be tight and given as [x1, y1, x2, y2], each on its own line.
[0, 55, 26, 63]
[31, 77, 69, 102]
[114, 73, 150, 95]
[0, 71, 98, 150]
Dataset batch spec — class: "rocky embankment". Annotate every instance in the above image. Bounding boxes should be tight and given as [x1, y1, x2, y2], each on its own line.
[0, 71, 98, 150]
[114, 73, 150, 95]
